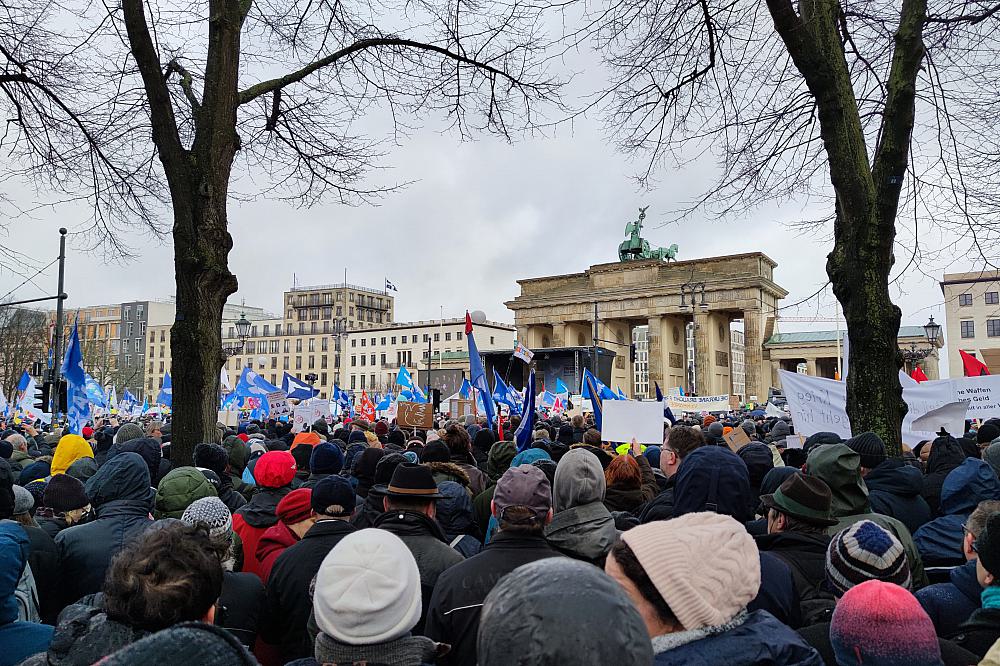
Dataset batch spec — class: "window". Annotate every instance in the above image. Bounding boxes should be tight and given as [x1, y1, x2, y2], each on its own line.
[321, 356, 328, 369]
[310, 322, 317, 334]
[337, 306, 343, 316]
[296, 339, 303, 353]
[402, 335, 408, 344]
[381, 353, 386, 365]
[271, 357, 277, 369]
[360, 375, 366, 389]
[258, 341, 267, 354]
[284, 340, 290, 353]
[352, 339, 357, 348]
[149, 362, 154, 373]
[960, 293, 973, 306]
[457, 332, 462, 340]
[989, 320, 1000, 337]
[350, 375, 356, 390]
[490, 336, 495, 345]
[298, 323, 305, 334]
[423, 334, 430, 342]
[133, 338, 140, 352]
[275, 324, 282, 336]
[160, 330, 166, 342]
[283, 357, 289, 370]
[125, 321, 133, 336]
[323, 307, 332, 319]
[251, 326, 258, 337]
[263, 325, 270, 336]
[296, 356, 302, 370]
[434, 333, 440, 342]
[321, 338, 328, 351]
[321, 372, 327, 385]
[445, 332, 452, 341]
[149, 346, 155, 357]
[311, 307, 320, 320]
[361, 355, 367, 366]
[381, 337, 387, 345]
[323, 321, 330, 334]
[159, 361, 164, 372]
[270, 340, 279, 353]
[371, 338, 376, 346]
[139, 322, 146, 336]
[370, 354, 376, 365]
[298, 309, 307, 321]
[370, 374, 375, 388]
[125, 354, 131, 368]
[962, 320, 976, 338]
[988, 293, 1000, 305]
[391, 336, 397, 345]
[308, 356, 315, 369]
[351, 355, 357, 367]
[124, 306, 131, 320]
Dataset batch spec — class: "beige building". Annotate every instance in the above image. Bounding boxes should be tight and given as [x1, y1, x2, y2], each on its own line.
[941, 270, 1000, 376]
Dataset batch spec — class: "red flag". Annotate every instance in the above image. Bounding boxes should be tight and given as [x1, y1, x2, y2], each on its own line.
[360, 390, 376, 422]
[960, 350, 991, 376]
[911, 366, 929, 383]
[465, 311, 473, 336]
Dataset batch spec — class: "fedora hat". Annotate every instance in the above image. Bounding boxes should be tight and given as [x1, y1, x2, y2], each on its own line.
[761, 472, 838, 527]
[378, 463, 444, 500]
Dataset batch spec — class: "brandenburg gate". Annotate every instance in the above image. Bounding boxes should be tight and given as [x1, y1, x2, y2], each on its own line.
[505, 234, 787, 399]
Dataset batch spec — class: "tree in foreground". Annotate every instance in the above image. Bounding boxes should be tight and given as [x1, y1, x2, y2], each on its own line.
[573, 0, 1000, 454]
[2, 0, 560, 463]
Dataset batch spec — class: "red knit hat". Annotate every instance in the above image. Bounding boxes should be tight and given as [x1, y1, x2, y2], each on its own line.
[254, 451, 296, 488]
[82, 426, 94, 439]
[237, 433, 249, 443]
[277, 488, 313, 525]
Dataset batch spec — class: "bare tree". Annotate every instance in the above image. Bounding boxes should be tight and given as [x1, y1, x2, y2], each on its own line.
[565, 0, 1000, 454]
[0, 305, 48, 403]
[3, 0, 561, 463]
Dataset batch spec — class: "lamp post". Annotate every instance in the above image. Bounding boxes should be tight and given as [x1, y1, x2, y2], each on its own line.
[222, 312, 252, 357]
[901, 316, 942, 367]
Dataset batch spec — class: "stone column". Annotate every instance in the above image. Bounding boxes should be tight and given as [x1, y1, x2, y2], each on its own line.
[647, 316, 664, 399]
[743, 309, 765, 402]
[694, 311, 715, 395]
[806, 358, 818, 376]
[551, 323, 569, 348]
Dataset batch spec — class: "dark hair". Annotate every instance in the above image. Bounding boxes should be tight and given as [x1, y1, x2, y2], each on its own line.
[443, 424, 472, 455]
[386, 496, 435, 513]
[498, 505, 545, 535]
[666, 426, 704, 459]
[768, 508, 826, 535]
[610, 541, 677, 626]
[583, 428, 603, 446]
[104, 522, 225, 632]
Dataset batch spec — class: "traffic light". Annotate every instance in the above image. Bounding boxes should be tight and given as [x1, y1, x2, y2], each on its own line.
[38, 381, 50, 412]
[630, 343, 637, 363]
[30, 361, 43, 377]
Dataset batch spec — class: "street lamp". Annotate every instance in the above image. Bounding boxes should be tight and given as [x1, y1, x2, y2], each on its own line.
[901, 316, 942, 362]
[223, 312, 252, 357]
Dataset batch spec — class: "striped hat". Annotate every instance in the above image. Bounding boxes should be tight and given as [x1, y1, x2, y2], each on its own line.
[826, 520, 910, 596]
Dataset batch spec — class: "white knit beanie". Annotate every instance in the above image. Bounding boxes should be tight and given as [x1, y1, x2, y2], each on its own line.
[313, 528, 421, 645]
[621, 511, 760, 631]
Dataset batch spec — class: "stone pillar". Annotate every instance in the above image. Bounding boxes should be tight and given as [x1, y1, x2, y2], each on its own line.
[806, 358, 818, 376]
[743, 309, 765, 402]
[694, 311, 715, 395]
[551, 323, 569, 348]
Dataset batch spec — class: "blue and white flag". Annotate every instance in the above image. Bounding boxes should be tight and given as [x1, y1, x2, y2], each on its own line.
[333, 385, 352, 413]
[655, 382, 677, 425]
[616, 386, 627, 400]
[396, 366, 414, 389]
[282, 372, 318, 400]
[465, 312, 495, 428]
[220, 392, 238, 411]
[582, 368, 606, 432]
[537, 391, 557, 410]
[141, 397, 150, 415]
[554, 378, 569, 396]
[514, 369, 536, 452]
[84, 374, 108, 408]
[60, 323, 89, 434]
[0, 385, 8, 418]
[107, 386, 118, 411]
[492, 369, 521, 413]
[16, 371, 36, 413]
[235, 367, 278, 397]
[119, 389, 137, 413]
[156, 372, 173, 408]
[375, 391, 393, 411]
[458, 378, 473, 400]
[385, 278, 398, 292]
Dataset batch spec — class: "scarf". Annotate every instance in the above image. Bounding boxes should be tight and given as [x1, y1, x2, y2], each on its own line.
[982, 586, 1000, 610]
[650, 610, 749, 655]
[313, 631, 439, 666]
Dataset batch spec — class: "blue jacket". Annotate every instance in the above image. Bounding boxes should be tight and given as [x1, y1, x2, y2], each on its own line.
[865, 458, 932, 535]
[653, 611, 823, 665]
[917, 558, 982, 636]
[914, 459, 1000, 566]
[0, 522, 53, 666]
[673, 447, 754, 523]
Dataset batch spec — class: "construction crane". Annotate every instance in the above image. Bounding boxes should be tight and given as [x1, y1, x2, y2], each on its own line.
[776, 316, 846, 379]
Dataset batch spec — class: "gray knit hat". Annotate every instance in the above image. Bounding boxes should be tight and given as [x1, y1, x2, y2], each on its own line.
[985, 442, 1000, 479]
[114, 422, 145, 445]
[180, 496, 233, 540]
[12, 485, 33, 515]
[741, 419, 756, 436]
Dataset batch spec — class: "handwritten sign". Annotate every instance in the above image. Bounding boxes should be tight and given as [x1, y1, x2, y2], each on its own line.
[450, 399, 475, 419]
[266, 391, 291, 418]
[665, 394, 731, 413]
[723, 426, 751, 453]
[397, 401, 434, 429]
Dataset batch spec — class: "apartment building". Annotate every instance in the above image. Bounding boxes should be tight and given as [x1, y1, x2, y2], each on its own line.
[941, 270, 1000, 376]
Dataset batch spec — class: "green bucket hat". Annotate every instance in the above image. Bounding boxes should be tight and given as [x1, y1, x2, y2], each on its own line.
[760, 472, 838, 526]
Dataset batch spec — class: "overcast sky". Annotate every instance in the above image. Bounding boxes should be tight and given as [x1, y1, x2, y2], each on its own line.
[0, 36, 968, 377]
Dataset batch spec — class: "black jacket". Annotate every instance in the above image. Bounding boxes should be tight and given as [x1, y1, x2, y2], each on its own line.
[20, 602, 148, 666]
[865, 459, 932, 534]
[53, 453, 153, 611]
[36, 515, 68, 541]
[800, 621, 978, 665]
[219, 571, 264, 648]
[262, 519, 356, 662]
[424, 531, 563, 666]
[755, 531, 834, 625]
[637, 475, 676, 523]
[949, 607, 1000, 658]
[349, 491, 384, 529]
[921, 437, 965, 517]
[20, 524, 59, 624]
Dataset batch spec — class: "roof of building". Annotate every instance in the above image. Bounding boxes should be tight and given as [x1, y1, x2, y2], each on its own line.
[346, 318, 514, 333]
[765, 326, 928, 346]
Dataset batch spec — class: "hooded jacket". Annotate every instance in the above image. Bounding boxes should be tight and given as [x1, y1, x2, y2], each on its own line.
[544, 448, 619, 565]
[232, 485, 291, 579]
[50, 436, 94, 477]
[0, 521, 53, 666]
[54, 453, 154, 610]
[106, 438, 165, 486]
[865, 458, 933, 534]
[672, 446, 754, 523]
[917, 558, 982, 637]
[19, 602, 147, 666]
[254, 521, 298, 584]
[922, 436, 966, 516]
[153, 467, 218, 519]
[806, 443, 928, 588]
[435, 481, 483, 558]
[914, 458, 1000, 566]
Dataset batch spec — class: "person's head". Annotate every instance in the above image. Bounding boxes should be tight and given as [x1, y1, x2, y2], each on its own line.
[491, 465, 552, 535]
[311, 476, 356, 519]
[114, 422, 144, 445]
[277, 488, 315, 538]
[964, 500, 1000, 561]
[660, 425, 704, 477]
[104, 522, 224, 631]
[193, 442, 229, 478]
[761, 472, 837, 535]
[607, 512, 760, 638]
[552, 448, 606, 512]
[180, 496, 238, 571]
[382, 463, 442, 519]
[582, 428, 602, 447]
[605, 454, 641, 490]
[826, 520, 911, 596]
[42, 473, 91, 524]
[154, 467, 218, 520]
[4, 434, 27, 453]
[145, 420, 164, 440]
[532, 428, 549, 442]
[974, 512, 1000, 587]
[830, 580, 942, 666]
[844, 432, 886, 476]
[314, 529, 421, 646]
[672, 446, 753, 522]
[309, 442, 345, 476]
[478, 558, 652, 665]
[252, 450, 297, 488]
[571, 414, 585, 429]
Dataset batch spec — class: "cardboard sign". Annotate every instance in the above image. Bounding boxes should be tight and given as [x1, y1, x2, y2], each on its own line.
[266, 390, 291, 418]
[729, 395, 741, 410]
[292, 398, 330, 433]
[397, 401, 434, 429]
[450, 399, 475, 419]
[601, 400, 664, 444]
[723, 426, 751, 453]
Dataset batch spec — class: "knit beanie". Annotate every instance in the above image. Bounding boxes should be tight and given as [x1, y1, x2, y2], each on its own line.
[193, 443, 229, 478]
[845, 432, 887, 469]
[310, 443, 345, 475]
[985, 443, 1000, 479]
[12, 485, 33, 515]
[43, 473, 90, 512]
[276, 488, 313, 525]
[975, 512, 1000, 578]
[313, 529, 421, 645]
[181, 496, 233, 540]
[0, 441, 12, 459]
[741, 420, 756, 436]
[979, 423, 1000, 445]
[826, 520, 911, 596]
[114, 422, 145, 445]
[621, 512, 760, 631]
[253, 450, 297, 488]
[830, 580, 942, 666]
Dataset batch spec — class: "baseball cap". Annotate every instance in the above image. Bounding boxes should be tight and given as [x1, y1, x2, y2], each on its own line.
[493, 465, 551, 523]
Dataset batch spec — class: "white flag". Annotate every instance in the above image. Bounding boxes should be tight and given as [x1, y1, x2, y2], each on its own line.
[221, 367, 232, 392]
[513, 341, 534, 363]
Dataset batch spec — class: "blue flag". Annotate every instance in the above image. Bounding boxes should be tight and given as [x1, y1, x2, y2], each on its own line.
[17, 371, 31, 393]
[465, 313, 495, 429]
[156, 372, 172, 408]
[581, 368, 605, 432]
[120, 388, 137, 412]
[616, 386, 627, 400]
[60, 322, 89, 434]
[492, 369, 521, 413]
[220, 392, 238, 410]
[375, 391, 393, 411]
[554, 378, 569, 395]
[334, 385, 352, 413]
[84, 374, 107, 408]
[235, 367, 278, 397]
[141, 397, 150, 415]
[396, 366, 414, 389]
[282, 372, 318, 400]
[458, 378, 473, 400]
[514, 369, 536, 452]
[655, 382, 677, 425]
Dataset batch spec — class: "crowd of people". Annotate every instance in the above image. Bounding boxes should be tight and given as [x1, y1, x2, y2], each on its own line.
[3, 409, 1000, 664]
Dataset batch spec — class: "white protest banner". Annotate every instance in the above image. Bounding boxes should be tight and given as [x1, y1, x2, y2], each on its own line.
[952, 375, 1000, 419]
[601, 400, 665, 444]
[665, 394, 731, 413]
[266, 390, 292, 418]
[911, 401, 969, 437]
[765, 402, 785, 418]
[778, 371, 852, 440]
[292, 397, 330, 432]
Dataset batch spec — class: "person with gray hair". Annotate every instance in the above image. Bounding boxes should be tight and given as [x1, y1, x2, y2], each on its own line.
[4, 434, 31, 472]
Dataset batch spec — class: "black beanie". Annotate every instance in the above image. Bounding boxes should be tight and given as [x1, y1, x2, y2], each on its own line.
[979, 423, 1000, 445]
[845, 431, 886, 469]
[43, 473, 90, 512]
[193, 443, 230, 477]
[976, 512, 1000, 578]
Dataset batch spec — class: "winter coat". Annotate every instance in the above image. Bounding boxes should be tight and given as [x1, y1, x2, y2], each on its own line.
[373, 509, 464, 634]
[19, 602, 147, 666]
[261, 519, 356, 663]
[36, 515, 68, 541]
[755, 531, 834, 625]
[451, 458, 488, 496]
[50, 435, 93, 476]
[106, 438, 162, 486]
[19, 524, 59, 624]
[254, 521, 298, 584]
[424, 531, 564, 666]
[54, 453, 153, 610]
[915, 458, 1000, 566]
[673, 446, 755, 523]
[799, 620, 977, 666]
[865, 458, 933, 534]
[427, 462, 472, 494]
[806, 443, 928, 588]
[349, 490, 385, 529]
[654, 610, 822, 665]
[218, 571, 264, 648]
[949, 606, 1000, 658]
[637, 475, 676, 523]
[922, 436, 966, 517]
[545, 449, 619, 565]
[603, 455, 659, 514]
[0, 522, 53, 666]
[753, 552, 802, 629]
[472, 483, 497, 535]
[435, 481, 483, 558]
[297, 472, 332, 490]
[917, 559, 982, 637]
[153, 466, 218, 519]
[232, 485, 291, 580]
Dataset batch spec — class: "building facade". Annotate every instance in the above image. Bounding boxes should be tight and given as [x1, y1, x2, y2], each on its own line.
[941, 271, 1000, 376]
[632, 326, 649, 397]
[731, 329, 746, 399]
